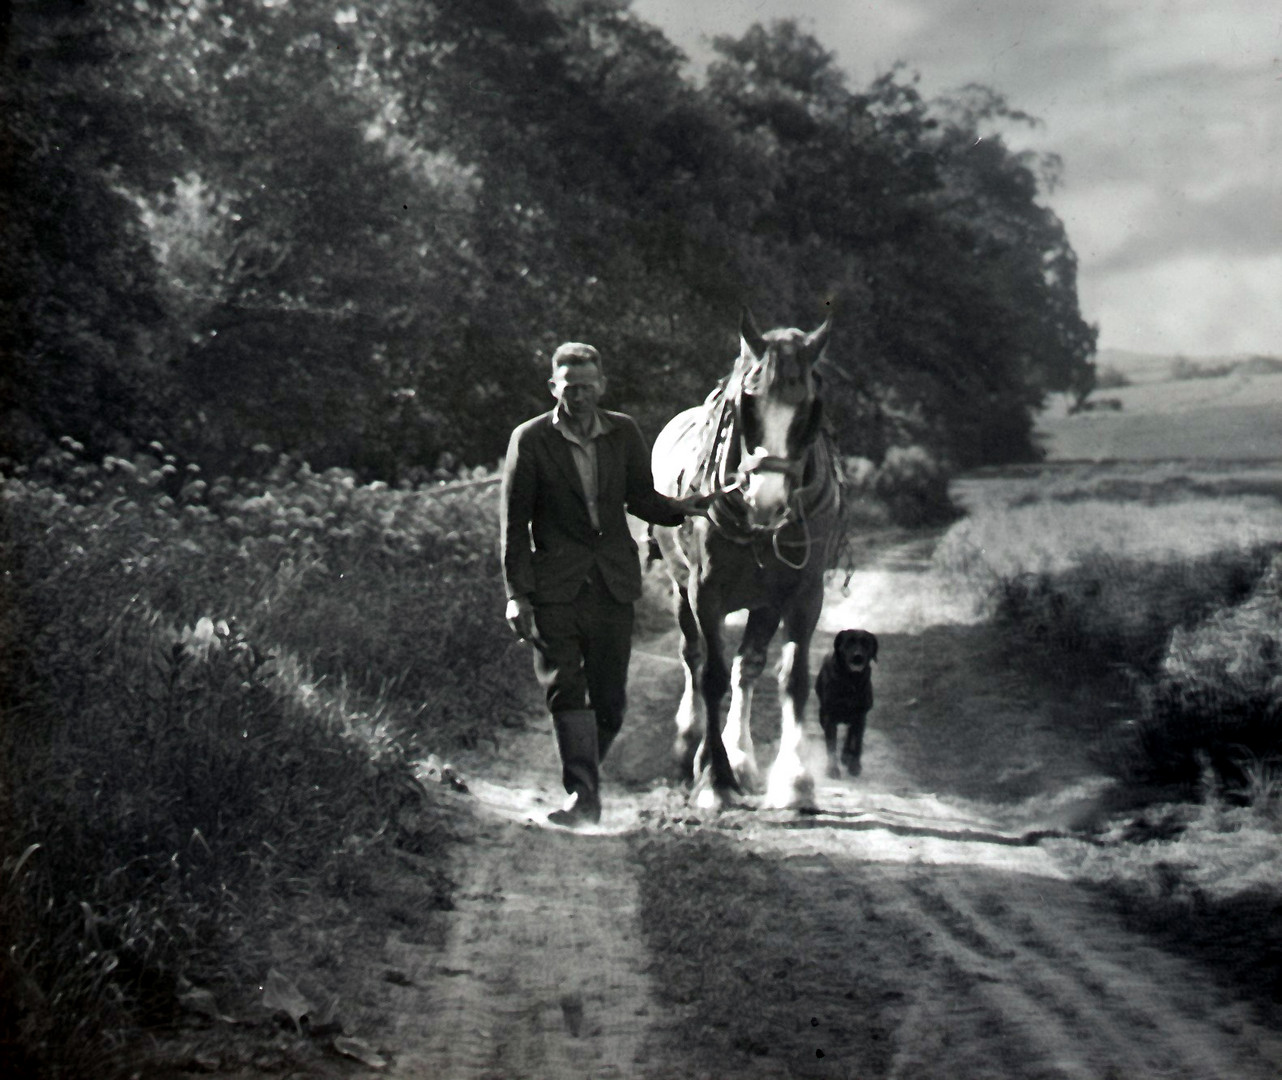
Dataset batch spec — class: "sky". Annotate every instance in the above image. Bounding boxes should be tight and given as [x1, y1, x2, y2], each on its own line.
[630, 0, 1282, 358]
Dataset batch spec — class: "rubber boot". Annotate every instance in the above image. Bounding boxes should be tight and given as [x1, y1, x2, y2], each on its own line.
[548, 709, 601, 828]
[597, 720, 620, 764]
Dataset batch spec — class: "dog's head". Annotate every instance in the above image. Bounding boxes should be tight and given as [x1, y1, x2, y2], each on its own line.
[833, 629, 878, 675]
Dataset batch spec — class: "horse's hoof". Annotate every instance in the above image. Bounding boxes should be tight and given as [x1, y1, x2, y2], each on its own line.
[727, 757, 763, 795]
[826, 764, 843, 781]
[764, 770, 816, 811]
[691, 767, 740, 811]
[693, 785, 721, 812]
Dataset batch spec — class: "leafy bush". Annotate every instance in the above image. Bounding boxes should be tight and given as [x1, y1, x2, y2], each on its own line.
[990, 546, 1280, 674]
[1170, 356, 1236, 381]
[1094, 365, 1131, 389]
[0, 444, 526, 1075]
[836, 446, 957, 531]
[872, 445, 957, 526]
[1121, 556, 1282, 792]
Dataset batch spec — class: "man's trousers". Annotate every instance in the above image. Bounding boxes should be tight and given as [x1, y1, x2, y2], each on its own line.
[530, 567, 634, 758]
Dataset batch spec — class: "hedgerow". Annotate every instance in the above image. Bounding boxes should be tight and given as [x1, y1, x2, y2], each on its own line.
[933, 474, 1282, 800]
[0, 442, 529, 1076]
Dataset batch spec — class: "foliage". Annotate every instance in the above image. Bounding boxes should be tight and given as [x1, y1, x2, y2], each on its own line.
[3, 1, 1095, 478]
[934, 466, 1282, 795]
[988, 547, 1280, 674]
[1125, 556, 1282, 792]
[0, 447, 525, 1075]
[0, 0, 172, 462]
[1170, 356, 1238, 381]
[705, 36, 1097, 466]
[869, 445, 956, 527]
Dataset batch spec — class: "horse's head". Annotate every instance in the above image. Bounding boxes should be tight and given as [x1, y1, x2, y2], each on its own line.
[732, 310, 831, 527]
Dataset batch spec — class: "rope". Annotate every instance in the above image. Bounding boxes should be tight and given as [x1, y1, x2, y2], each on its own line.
[771, 496, 811, 571]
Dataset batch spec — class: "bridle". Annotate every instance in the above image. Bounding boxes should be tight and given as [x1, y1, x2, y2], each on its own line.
[704, 442, 820, 571]
[685, 329, 840, 571]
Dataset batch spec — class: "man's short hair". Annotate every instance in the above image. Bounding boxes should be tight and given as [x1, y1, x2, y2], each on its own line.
[550, 342, 602, 374]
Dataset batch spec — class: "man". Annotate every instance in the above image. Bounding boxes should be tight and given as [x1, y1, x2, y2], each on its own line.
[500, 342, 708, 828]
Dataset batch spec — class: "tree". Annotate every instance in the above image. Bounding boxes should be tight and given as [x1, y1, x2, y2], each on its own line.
[1, 0, 171, 460]
[703, 21, 1097, 466]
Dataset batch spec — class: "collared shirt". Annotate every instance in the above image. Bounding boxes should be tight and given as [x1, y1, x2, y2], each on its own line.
[551, 405, 614, 529]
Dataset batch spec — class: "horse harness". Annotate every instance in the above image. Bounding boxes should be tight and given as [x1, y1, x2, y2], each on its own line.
[684, 376, 842, 570]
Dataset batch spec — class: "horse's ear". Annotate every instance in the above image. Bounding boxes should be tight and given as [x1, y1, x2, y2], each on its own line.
[740, 308, 767, 357]
[805, 316, 833, 364]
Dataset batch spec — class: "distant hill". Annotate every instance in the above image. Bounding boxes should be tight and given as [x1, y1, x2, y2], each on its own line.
[1095, 348, 1282, 386]
[1038, 366, 1282, 461]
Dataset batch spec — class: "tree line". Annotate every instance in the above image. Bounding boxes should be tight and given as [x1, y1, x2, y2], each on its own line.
[1, 0, 1098, 480]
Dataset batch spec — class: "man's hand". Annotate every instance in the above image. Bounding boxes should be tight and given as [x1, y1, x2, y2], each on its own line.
[671, 492, 714, 518]
[505, 596, 543, 647]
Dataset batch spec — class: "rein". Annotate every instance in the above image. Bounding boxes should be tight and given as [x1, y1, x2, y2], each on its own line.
[681, 368, 840, 571]
[702, 438, 839, 572]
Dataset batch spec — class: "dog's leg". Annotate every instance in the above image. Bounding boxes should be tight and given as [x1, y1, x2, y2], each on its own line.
[820, 709, 842, 780]
[843, 710, 867, 778]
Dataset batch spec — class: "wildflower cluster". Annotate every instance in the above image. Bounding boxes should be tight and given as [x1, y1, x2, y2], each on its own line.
[0, 441, 529, 1076]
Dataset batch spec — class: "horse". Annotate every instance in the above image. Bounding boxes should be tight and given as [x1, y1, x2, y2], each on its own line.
[650, 311, 843, 810]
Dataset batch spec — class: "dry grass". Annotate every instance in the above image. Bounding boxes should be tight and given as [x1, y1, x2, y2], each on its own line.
[1050, 798, 1282, 1012]
[938, 460, 1282, 1006]
[1037, 370, 1282, 461]
[0, 444, 520, 1077]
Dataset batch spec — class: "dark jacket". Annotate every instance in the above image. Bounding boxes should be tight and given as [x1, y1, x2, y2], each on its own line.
[501, 409, 685, 604]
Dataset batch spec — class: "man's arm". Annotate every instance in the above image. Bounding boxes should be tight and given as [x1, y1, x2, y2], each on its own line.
[620, 417, 708, 525]
[499, 424, 537, 601]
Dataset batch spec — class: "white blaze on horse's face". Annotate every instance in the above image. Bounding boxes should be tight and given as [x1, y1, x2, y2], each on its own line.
[742, 397, 795, 525]
[735, 320, 829, 527]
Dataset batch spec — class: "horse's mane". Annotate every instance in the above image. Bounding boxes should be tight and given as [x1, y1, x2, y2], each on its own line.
[685, 374, 742, 498]
[680, 365, 842, 543]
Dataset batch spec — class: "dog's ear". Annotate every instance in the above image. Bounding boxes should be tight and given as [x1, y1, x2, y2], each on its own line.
[868, 632, 879, 662]
[834, 629, 854, 653]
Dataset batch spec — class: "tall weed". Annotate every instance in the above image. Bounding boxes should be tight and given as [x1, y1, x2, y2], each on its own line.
[0, 444, 522, 1075]
[934, 474, 1282, 796]
[1124, 556, 1282, 792]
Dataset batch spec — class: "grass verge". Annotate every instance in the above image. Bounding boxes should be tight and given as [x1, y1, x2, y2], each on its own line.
[0, 444, 522, 1076]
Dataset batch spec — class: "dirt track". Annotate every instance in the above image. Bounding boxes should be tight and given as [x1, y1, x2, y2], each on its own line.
[378, 541, 1282, 1079]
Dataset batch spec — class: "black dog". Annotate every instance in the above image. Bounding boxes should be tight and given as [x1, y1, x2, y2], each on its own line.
[815, 629, 878, 779]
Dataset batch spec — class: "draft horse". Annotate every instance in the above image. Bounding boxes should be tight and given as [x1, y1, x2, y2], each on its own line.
[650, 311, 843, 810]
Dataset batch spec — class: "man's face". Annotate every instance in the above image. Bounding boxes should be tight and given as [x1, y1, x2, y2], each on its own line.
[549, 362, 605, 419]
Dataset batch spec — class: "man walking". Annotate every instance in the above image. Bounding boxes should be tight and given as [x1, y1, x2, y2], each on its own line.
[500, 342, 707, 828]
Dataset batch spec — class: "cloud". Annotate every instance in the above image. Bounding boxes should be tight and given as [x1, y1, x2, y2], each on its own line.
[631, 0, 1282, 353]
[1080, 253, 1282, 355]
[1087, 182, 1282, 272]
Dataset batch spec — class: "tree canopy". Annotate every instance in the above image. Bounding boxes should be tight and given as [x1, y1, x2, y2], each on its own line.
[2, 0, 1097, 476]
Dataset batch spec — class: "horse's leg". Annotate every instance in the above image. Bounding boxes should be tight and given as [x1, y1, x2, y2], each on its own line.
[721, 608, 780, 794]
[672, 583, 705, 779]
[690, 584, 738, 810]
[764, 579, 822, 810]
